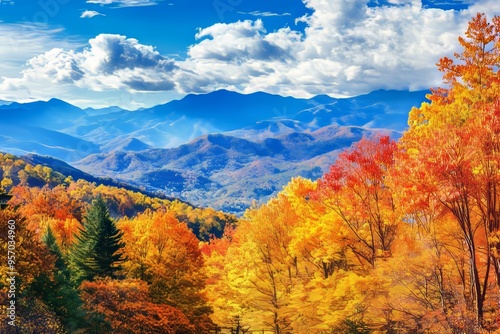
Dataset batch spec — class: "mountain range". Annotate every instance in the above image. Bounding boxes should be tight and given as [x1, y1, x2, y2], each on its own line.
[0, 89, 428, 214]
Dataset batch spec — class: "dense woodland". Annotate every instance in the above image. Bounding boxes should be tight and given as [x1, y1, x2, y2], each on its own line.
[2, 13, 500, 334]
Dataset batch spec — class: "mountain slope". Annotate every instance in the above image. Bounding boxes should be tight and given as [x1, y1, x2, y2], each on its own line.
[0, 89, 427, 157]
[0, 89, 428, 213]
[0, 98, 87, 130]
[0, 124, 99, 161]
[20, 154, 181, 203]
[74, 126, 385, 213]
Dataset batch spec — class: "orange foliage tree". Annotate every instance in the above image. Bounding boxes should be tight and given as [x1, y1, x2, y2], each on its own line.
[118, 209, 213, 331]
[400, 13, 500, 329]
[80, 279, 195, 333]
[315, 135, 400, 267]
[0, 209, 68, 332]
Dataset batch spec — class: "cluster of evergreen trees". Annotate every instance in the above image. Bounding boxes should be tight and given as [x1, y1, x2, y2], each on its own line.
[1, 197, 127, 332]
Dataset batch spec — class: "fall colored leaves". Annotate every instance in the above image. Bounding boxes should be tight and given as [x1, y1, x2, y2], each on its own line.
[1, 11, 500, 334]
[0, 155, 233, 332]
[202, 13, 500, 333]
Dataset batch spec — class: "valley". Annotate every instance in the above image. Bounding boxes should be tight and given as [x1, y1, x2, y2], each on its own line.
[0, 89, 428, 214]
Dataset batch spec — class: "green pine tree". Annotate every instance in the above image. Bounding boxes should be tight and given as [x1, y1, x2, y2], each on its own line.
[70, 196, 126, 284]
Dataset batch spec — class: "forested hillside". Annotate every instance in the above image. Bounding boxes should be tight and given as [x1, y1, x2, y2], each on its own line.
[200, 14, 500, 333]
[1, 13, 500, 334]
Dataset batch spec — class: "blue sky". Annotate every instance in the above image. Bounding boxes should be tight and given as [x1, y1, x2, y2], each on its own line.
[0, 0, 498, 109]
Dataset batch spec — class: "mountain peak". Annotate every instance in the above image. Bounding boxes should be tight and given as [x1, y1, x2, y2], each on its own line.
[47, 97, 70, 104]
[122, 138, 152, 152]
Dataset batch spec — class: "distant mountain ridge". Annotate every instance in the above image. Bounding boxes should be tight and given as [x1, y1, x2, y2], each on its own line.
[74, 126, 398, 213]
[0, 89, 429, 213]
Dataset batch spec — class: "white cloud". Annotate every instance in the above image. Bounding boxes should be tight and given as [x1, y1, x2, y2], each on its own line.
[80, 10, 105, 18]
[173, 0, 500, 98]
[86, 0, 161, 7]
[0, 34, 177, 105]
[189, 20, 290, 61]
[0, 24, 82, 77]
[173, 20, 301, 94]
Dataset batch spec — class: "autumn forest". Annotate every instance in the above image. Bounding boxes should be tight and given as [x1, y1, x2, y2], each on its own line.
[2, 13, 500, 334]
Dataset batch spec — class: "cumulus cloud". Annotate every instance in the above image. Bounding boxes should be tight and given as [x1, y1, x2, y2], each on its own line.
[0, 34, 176, 97]
[189, 20, 290, 62]
[172, 20, 301, 93]
[80, 10, 105, 18]
[173, 0, 499, 98]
